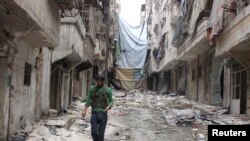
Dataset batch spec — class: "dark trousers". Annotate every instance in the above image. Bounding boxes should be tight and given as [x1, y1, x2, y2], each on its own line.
[91, 112, 108, 141]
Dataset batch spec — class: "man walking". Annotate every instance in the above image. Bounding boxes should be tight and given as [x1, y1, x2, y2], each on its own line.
[82, 75, 113, 141]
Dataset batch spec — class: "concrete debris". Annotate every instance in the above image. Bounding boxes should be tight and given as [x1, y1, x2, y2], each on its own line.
[24, 120, 33, 132]
[34, 126, 51, 137]
[47, 126, 58, 136]
[115, 91, 127, 97]
[34, 138, 48, 141]
[110, 109, 127, 116]
[211, 115, 250, 125]
[114, 131, 120, 136]
[25, 90, 250, 141]
[45, 120, 65, 127]
[196, 133, 206, 141]
[164, 109, 195, 126]
[169, 93, 177, 97]
[65, 133, 71, 137]
[10, 131, 29, 141]
[120, 134, 131, 140]
[48, 109, 58, 117]
[191, 128, 198, 132]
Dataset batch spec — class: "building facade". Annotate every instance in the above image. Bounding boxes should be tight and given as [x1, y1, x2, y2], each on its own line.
[0, 0, 118, 140]
[146, 0, 250, 117]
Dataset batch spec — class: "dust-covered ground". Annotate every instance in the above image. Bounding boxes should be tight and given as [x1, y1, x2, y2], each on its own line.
[12, 90, 250, 141]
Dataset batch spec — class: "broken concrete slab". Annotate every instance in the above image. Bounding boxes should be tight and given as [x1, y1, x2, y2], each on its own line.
[33, 126, 51, 137]
[10, 131, 29, 141]
[115, 91, 127, 97]
[163, 109, 195, 126]
[48, 109, 58, 117]
[45, 120, 66, 127]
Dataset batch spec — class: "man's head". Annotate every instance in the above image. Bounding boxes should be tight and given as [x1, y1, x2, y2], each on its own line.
[95, 75, 105, 88]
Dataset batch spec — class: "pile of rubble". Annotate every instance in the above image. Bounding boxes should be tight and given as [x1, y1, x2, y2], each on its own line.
[10, 89, 250, 141]
[113, 89, 250, 141]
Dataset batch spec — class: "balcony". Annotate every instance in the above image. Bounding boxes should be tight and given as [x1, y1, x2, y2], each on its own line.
[158, 48, 178, 72]
[81, 4, 96, 46]
[216, 5, 250, 68]
[170, 5, 180, 26]
[177, 18, 209, 61]
[84, 0, 99, 7]
[1, 0, 60, 48]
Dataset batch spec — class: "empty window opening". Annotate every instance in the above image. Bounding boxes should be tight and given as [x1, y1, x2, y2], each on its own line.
[23, 62, 32, 86]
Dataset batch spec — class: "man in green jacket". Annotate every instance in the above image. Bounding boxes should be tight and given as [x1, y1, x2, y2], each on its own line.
[82, 75, 113, 141]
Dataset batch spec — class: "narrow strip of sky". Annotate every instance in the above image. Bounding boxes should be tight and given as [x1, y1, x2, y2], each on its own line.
[120, 0, 146, 26]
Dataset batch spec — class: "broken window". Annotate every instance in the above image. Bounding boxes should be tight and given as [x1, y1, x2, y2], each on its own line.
[153, 24, 159, 35]
[23, 62, 32, 86]
[141, 4, 146, 11]
[76, 71, 80, 81]
[192, 69, 195, 81]
[198, 66, 202, 78]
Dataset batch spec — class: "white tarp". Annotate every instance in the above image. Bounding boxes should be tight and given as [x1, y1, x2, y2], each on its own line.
[116, 15, 147, 69]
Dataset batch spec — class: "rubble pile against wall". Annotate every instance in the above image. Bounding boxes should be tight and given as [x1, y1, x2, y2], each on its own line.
[112, 90, 250, 141]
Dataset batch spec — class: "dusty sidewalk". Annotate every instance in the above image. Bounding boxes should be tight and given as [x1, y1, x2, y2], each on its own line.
[11, 90, 250, 141]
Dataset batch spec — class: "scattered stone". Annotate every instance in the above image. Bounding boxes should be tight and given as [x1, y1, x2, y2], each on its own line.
[24, 120, 33, 132]
[84, 126, 91, 131]
[163, 109, 195, 126]
[197, 133, 205, 141]
[47, 126, 58, 136]
[60, 136, 67, 141]
[120, 134, 131, 140]
[115, 91, 127, 97]
[114, 131, 120, 136]
[169, 93, 177, 97]
[34, 138, 48, 141]
[48, 109, 58, 117]
[34, 126, 51, 137]
[65, 133, 71, 137]
[10, 131, 28, 141]
[45, 120, 65, 127]
[191, 128, 198, 132]
[155, 132, 160, 134]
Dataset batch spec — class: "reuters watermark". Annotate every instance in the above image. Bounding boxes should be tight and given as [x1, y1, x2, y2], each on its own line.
[208, 125, 249, 140]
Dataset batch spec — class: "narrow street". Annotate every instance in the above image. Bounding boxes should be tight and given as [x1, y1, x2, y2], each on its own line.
[13, 90, 248, 141]
[2, 0, 250, 140]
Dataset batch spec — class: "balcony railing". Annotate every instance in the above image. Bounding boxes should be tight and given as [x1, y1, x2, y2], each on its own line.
[80, 4, 96, 43]
[54, 0, 79, 17]
[236, 0, 250, 14]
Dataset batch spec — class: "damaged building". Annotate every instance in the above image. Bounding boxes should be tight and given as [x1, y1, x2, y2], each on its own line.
[145, 0, 250, 117]
[0, 0, 118, 140]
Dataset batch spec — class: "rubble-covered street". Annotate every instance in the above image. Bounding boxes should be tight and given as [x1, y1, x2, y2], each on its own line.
[2, 0, 250, 140]
[11, 90, 250, 141]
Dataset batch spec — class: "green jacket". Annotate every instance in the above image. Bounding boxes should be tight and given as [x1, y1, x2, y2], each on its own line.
[85, 85, 113, 112]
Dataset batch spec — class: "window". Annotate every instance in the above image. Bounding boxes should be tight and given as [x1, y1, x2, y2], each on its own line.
[198, 66, 202, 78]
[23, 62, 32, 86]
[76, 71, 80, 81]
[192, 69, 195, 81]
[141, 4, 146, 11]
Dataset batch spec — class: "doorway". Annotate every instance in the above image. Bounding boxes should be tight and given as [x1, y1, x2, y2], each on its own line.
[232, 65, 247, 115]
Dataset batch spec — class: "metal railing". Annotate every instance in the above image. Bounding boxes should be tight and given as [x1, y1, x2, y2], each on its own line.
[80, 4, 96, 42]
[54, 0, 79, 17]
